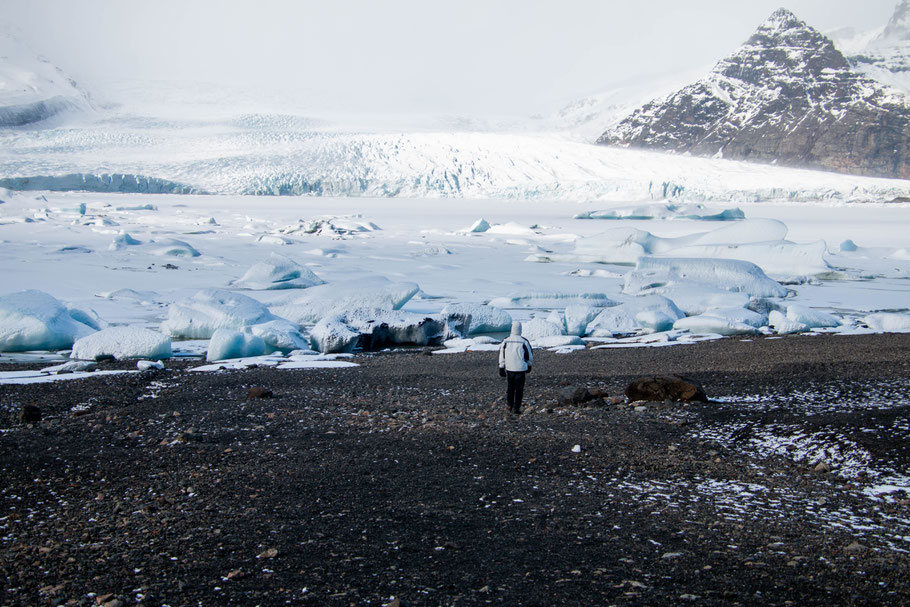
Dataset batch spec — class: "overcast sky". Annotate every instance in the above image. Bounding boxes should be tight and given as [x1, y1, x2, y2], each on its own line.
[0, 0, 901, 116]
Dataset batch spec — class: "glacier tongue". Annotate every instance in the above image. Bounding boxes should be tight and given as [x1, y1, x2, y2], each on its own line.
[3, 110, 910, 202]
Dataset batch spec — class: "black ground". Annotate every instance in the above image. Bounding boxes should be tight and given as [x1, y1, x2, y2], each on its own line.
[2, 333, 910, 606]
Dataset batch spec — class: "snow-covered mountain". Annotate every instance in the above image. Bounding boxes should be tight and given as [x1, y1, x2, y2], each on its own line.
[0, 27, 92, 127]
[598, 8, 910, 180]
[549, 68, 710, 142]
[837, 1, 910, 95]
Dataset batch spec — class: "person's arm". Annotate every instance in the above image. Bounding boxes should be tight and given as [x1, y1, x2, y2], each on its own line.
[498, 342, 506, 376]
[524, 339, 533, 372]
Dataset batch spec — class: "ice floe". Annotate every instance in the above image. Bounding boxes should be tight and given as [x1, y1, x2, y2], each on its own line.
[624, 257, 789, 299]
[520, 318, 565, 342]
[161, 289, 278, 339]
[586, 295, 685, 337]
[440, 303, 513, 336]
[71, 326, 172, 361]
[574, 202, 746, 221]
[488, 291, 617, 309]
[310, 308, 445, 353]
[0, 290, 98, 351]
[270, 278, 419, 325]
[863, 312, 910, 332]
[190, 353, 358, 372]
[206, 328, 267, 361]
[231, 253, 325, 290]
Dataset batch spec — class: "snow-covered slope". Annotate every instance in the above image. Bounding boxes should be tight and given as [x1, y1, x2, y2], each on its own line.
[0, 27, 91, 127]
[599, 9, 910, 180]
[837, 1, 910, 95]
[549, 68, 711, 142]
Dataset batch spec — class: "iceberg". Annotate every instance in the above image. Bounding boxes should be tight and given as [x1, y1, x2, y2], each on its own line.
[564, 304, 604, 336]
[488, 291, 617, 309]
[460, 218, 491, 233]
[270, 278, 420, 325]
[863, 312, 910, 332]
[440, 303, 513, 336]
[206, 329, 267, 362]
[586, 295, 685, 337]
[310, 315, 363, 354]
[534, 335, 586, 348]
[521, 318, 565, 341]
[71, 326, 172, 361]
[152, 238, 200, 257]
[673, 312, 760, 336]
[276, 215, 380, 238]
[555, 219, 830, 281]
[652, 287, 752, 316]
[675, 305, 767, 336]
[575, 203, 745, 221]
[161, 289, 277, 339]
[231, 253, 325, 290]
[768, 310, 806, 334]
[783, 305, 840, 330]
[108, 231, 142, 250]
[666, 241, 831, 282]
[0, 290, 98, 351]
[248, 319, 311, 353]
[310, 308, 444, 353]
[624, 257, 789, 299]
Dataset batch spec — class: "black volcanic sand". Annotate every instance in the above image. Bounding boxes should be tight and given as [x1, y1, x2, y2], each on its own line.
[2, 333, 910, 606]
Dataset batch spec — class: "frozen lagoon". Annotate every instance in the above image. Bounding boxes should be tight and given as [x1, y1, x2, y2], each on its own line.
[0, 191, 908, 360]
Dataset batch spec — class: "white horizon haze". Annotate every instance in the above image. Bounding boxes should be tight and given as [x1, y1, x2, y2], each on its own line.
[0, 0, 901, 117]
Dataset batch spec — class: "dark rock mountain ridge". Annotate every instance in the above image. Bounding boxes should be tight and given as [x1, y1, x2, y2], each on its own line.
[598, 8, 910, 180]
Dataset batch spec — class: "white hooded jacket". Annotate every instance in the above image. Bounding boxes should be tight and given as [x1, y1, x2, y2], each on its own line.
[499, 322, 533, 372]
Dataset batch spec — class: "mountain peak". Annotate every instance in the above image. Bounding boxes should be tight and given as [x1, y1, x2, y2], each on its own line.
[763, 7, 803, 31]
[877, 0, 910, 44]
[713, 8, 849, 87]
[597, 8, 910, 180]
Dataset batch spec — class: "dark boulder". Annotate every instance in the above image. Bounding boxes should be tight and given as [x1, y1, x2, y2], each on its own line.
[557, 386, 592, 406]
[625, 375, 708, 403]
[556, 386, 613, 407]
[19, 404, 42, 423]
[248, 387, 273, 399]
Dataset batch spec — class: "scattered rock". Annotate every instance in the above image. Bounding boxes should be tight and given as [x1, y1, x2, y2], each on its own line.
[625, 375, 708, 403]
[257, 547, 279, 559]
[248, 387, 273, 399]
[844, 541, 868, 554]
[19, 404, 41, 424]
[814, 462, 832, 474]
[557, 386, 592, 406]
[176, 431, 202, 443]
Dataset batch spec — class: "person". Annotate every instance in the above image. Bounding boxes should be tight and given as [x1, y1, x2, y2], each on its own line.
[498, 321, 534, 415]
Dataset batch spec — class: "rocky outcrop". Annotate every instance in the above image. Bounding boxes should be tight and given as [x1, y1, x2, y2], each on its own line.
[625, 375, 708, 403]
[598, 9, 910, 180]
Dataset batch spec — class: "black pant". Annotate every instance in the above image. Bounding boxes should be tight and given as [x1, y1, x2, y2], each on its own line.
[506, 371, 526, 413]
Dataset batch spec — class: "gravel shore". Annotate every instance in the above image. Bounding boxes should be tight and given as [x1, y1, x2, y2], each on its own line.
[2, 333, 910, 606]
